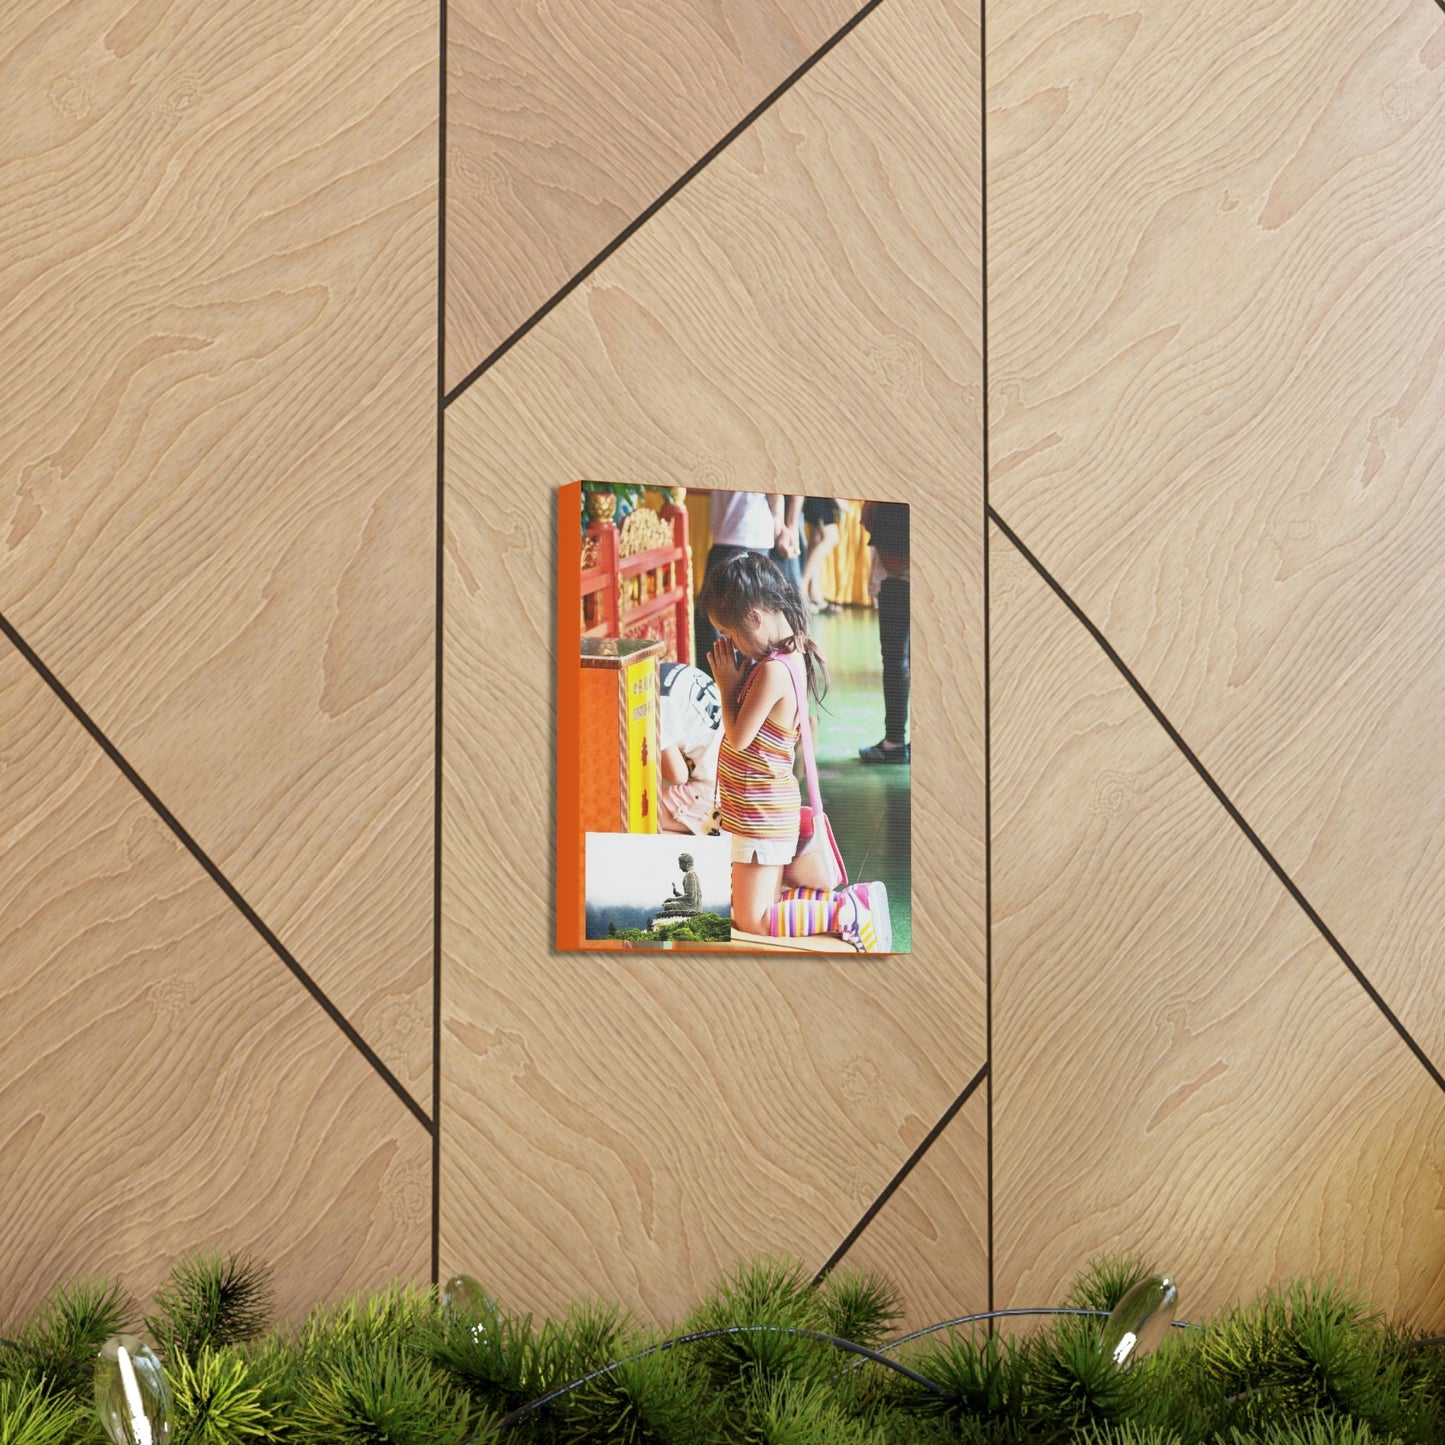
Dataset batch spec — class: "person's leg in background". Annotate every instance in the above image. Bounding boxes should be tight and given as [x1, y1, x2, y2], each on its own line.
[771, 494, 806, 612]
[801, 520, 840, 611]
[860, 576, 909, 762]
[771, 543, 805, 609]
[800, 497, 841, 612]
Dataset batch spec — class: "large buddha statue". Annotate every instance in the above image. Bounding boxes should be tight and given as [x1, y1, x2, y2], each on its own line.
[656, 853, 702, 917]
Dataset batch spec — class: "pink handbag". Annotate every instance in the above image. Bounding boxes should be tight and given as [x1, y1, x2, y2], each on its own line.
[779, 654, 848, 892]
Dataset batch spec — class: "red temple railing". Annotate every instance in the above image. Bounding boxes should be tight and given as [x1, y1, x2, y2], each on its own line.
[580, 490, 692, 664]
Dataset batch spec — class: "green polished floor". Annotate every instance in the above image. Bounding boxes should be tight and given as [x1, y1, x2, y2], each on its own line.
[804, 605, 912, 952]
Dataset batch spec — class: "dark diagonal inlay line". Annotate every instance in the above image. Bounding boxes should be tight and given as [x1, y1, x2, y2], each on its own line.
[443, 0, 887, 408]
[987, 507, 1445, 1096]
[0, 611, 434, 1134]
[431, 0, 449, 1283]
[813, 1062, 990, 1285]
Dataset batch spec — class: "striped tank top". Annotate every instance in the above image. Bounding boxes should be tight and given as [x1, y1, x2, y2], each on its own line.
[717, 654, 801, 842]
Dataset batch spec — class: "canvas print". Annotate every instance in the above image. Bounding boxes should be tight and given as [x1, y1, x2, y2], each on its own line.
[557, 482, 910, 954]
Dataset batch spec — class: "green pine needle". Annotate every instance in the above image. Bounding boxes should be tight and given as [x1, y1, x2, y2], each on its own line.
[699, 1260, 818, 1329]
[687, 1259, 834, 1390]
[146, 1252, 273, 1360]
[745, 1373, 885, 1445]
[9, 1279, 131, 1402]
[1188, 1280, 1405, 1436]
[429, 1297, 629, 1429]
[426, 1297, 520, 1397]
[1224, 1413, 1402, 1445]
[1026, 1315, 1146, 1440]
[297, 1284, 440, 1361]
[1391, 1330, 1445, 1444]
[816, 1270, 902, 1352]
[168, 1345, 273, 1445]
[0, 1378, 92, 1445]
[554, 1340, 718, 1444]
[902, 1326, 1030, 1431]
[1075, 1423, 1186, 1445]
[0, 1251, 1439, 1445]
[291, 1339, 476, 1445]
[535, 1300, 630, 1388]
[1067, 1256, 1155, 1314]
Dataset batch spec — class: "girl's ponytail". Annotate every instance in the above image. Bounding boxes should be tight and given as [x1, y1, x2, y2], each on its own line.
[792, 632, 829, 707]
[771, 568, 828, 704]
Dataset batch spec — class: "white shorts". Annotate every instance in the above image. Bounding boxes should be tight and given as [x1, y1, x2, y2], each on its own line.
[730, 833, 799, 866]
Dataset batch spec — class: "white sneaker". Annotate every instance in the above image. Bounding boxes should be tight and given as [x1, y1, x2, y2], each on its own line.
[838, 882, 891, 953]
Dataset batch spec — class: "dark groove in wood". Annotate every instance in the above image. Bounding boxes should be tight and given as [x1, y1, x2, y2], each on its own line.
[432, 0, 449, 1285]
[986, 507, 1445, 1097]
[811, 1063, 990, 1284]
[0, 611, 435, 1135]
[442, 0, 888, 408]
[980, 0, 994, 1321]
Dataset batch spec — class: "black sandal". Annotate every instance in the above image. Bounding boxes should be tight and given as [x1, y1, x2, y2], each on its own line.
[858, 741, 910, 764]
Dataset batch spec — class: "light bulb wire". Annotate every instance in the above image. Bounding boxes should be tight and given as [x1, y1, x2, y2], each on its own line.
[878, 1305, 1201, 1354]
[481, 1309, 1199, 1435]
[481, 1324, 953, 1434]
[477, 1305, 1442, 1431]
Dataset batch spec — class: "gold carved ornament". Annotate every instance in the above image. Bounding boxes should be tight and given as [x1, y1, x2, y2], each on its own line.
[618, 506, 673, 558]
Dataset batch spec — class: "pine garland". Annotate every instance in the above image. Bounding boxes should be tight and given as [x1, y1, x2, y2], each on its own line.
[1, 1252, 1440, 1444]
[144, 1252, 273, 1362]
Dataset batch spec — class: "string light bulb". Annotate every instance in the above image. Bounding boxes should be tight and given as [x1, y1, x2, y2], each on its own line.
[1100, 1275, 1179, 1366]
[95, 1335, 170, 1445]
[442, 1273, 504, 1354]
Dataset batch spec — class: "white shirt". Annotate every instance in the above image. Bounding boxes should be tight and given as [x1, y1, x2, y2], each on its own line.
[657, 663, 722, 779]
[710, 490, 774, 551]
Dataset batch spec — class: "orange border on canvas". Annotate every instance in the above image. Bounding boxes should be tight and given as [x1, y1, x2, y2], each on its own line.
[556, 481, 583, 950]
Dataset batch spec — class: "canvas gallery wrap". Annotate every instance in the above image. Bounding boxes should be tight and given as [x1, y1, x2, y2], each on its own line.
[557, 482, 911, 954]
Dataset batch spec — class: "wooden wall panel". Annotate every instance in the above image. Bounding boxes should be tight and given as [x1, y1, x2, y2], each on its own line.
[0, 0, 438, 1103]
[825, 1083, 989, 1331]
[0, 641, 429, 1326]
[444, 0, 862, 390]
[988, 0, 1445, 1073]
[990, 528, 1445, 1325]
[8, 0, 1435, 1336]
[442, 0, 983, 1323]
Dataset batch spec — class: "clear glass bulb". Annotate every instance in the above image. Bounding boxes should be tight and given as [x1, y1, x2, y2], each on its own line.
[441, 1272, 488, 1317]
[95, 1335, 170, 1445]
[1099, 1275, 1178, 1366]
[442, 1273, 503, 1352]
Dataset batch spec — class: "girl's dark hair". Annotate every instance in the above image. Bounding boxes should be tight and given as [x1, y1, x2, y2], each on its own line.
[698, 550, 828, 703]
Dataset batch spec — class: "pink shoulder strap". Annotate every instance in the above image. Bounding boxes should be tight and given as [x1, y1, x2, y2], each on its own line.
[777, 652, 824, 818]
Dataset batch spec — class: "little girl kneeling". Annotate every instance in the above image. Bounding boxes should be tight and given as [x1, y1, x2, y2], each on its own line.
[698, 551, 891, 953]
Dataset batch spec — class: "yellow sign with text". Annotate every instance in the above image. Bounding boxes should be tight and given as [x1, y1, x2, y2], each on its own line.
[625, 658, 657, 833]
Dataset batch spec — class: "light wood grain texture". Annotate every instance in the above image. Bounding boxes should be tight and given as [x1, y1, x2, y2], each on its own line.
[0, 641, 429, 1326]
[0, 0, 438, 1101]
[990, 527, 1445, 1325]
[445, 0, 862, 390]
[442, 0, 983, 1322]
[826, 1083, 989, 1331]
[988, 0, 1445, 1074]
